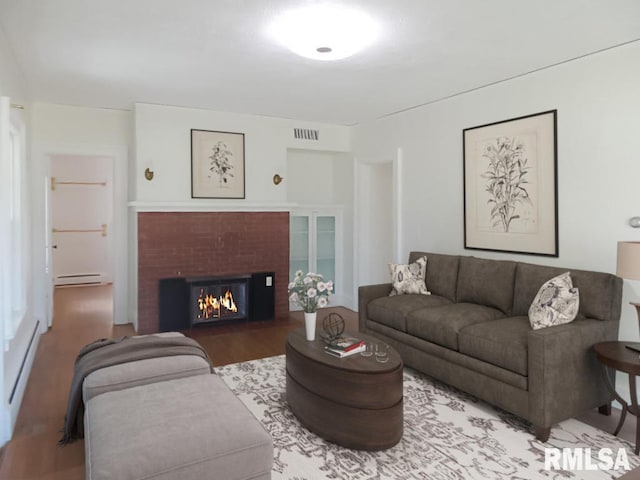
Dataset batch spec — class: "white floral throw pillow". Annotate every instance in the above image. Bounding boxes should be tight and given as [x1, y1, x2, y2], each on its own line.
[528, 272, 580, 330]
[388, 256, 430, 296]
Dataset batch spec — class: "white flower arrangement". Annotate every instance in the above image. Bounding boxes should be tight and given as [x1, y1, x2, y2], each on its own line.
[288, 271, 333, 313]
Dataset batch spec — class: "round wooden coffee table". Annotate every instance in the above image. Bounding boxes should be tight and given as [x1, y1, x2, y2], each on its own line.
[285, 328, 403, 450]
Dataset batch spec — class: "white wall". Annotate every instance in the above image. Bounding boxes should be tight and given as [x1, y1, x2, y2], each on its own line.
[134, 102, 350, 204]
[0, 25, 36, 445]
[333, 152, 355, 308]
[353, 41, 640, 400]
[31, 103, 132, 145]
[287, 149, 337, 204]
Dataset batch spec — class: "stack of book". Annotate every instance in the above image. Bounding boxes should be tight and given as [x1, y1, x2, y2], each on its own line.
[324, 337, 366, 358]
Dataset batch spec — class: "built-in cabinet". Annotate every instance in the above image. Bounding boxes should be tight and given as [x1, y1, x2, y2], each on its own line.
[289, 207, 343, 306]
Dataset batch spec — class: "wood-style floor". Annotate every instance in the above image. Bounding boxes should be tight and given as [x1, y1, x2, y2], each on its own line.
[0, 284, 637, 479]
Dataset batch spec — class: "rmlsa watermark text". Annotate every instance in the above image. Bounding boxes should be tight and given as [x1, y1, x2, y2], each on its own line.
[545, 447, 630, 472]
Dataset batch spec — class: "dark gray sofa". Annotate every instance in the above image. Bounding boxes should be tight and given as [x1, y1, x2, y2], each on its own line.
[358, 251, 622, 441]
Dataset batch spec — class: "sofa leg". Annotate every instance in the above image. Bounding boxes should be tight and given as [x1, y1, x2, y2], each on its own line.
[598, 402, 612, 416]
[535, 426, 551, 443]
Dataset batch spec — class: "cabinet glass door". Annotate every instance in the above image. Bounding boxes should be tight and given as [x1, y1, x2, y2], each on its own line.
[289, 215, 309, 281]
[316, 216, 335, 290]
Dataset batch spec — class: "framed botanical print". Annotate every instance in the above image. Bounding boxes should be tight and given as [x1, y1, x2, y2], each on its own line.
[463, 110, 558, 256]
[191, 129, 245, 199]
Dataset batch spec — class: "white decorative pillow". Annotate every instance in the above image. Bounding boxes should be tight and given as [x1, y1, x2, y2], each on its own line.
[388, 256, 430, 296]
[528, 272, 580, 330]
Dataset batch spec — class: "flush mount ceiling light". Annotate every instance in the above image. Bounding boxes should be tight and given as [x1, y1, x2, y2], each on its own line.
[268, 4, 379, 61]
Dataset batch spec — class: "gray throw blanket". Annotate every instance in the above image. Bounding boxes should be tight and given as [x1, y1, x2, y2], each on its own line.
[59, 335, 214, 445]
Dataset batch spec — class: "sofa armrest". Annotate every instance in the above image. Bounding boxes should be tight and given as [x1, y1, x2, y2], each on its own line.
[358, 284, 392, 332]
[528, 318, 618, 429]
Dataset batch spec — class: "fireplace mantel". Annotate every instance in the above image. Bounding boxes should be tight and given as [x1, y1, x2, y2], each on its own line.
[129, 201, 293, 213]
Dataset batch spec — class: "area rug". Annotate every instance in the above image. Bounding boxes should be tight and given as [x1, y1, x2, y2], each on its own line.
[217, 356, 640, 479]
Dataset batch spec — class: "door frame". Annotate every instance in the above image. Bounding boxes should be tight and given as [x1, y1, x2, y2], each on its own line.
[32, 142, 129, 330]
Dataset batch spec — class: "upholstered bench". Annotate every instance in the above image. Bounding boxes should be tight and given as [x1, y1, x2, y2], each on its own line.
[84, 374, 273, 480]
[82, 332, 211, 402]
[82, 354, 212, 402]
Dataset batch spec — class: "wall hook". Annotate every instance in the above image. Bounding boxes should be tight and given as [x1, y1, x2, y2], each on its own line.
[273, 174, 284, 185]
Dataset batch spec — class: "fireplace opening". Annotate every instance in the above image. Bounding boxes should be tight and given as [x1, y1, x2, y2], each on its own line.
[189, 275, 249, 326]
[158, 272, 275, 331]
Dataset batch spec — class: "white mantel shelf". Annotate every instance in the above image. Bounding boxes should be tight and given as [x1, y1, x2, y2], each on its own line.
[129, 201, 294, 212]
[128, 201, 345, 213]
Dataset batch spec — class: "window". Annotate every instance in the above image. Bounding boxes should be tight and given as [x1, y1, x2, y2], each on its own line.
[1, 97, 27, 346]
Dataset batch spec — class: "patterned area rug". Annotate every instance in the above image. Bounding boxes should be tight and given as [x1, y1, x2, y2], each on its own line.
[217, 356, 639, 479]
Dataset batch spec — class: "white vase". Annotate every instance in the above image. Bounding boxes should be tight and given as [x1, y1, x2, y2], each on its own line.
[304, 312, 317, 341]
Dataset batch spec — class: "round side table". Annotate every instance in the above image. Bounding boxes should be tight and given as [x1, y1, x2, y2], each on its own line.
[593, 341, 640, 455]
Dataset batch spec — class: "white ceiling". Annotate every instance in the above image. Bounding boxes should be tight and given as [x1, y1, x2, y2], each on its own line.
[1, 0, 639, 125]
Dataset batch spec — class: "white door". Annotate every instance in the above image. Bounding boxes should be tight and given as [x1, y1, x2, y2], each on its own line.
[50, 154, 113, 286]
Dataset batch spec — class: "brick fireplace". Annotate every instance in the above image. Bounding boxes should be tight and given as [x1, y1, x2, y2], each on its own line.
[137, 211, 289, 334]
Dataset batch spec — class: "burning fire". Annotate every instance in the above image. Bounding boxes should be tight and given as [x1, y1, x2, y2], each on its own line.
[196, 288, 238, 319]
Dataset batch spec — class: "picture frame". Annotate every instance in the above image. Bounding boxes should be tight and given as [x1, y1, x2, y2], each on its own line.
[463, 110, 558, 257]
[191, 129, 245, 199]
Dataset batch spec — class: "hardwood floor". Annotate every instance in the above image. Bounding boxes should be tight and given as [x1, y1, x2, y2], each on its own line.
[0, 284, 637, 479]
[0, 284, 346, 479]
[0, 285, 134, 480]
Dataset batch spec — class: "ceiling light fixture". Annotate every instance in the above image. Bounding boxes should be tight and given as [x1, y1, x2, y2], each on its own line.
[268, 4, 379, 61]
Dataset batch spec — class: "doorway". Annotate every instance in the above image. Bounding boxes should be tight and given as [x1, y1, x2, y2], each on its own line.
[50, 154, 114, 286]
[355, 148, 404, 289]
[42, 149, 126, 329]
[33, 142, 128, 331]
[356, 161, 394, 285]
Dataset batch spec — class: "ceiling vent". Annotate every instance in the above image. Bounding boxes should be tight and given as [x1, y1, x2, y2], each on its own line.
[294, 128, 319, 141]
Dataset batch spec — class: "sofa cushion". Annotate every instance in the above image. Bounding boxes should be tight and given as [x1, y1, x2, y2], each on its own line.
[389, 256, 429, 295]
[406, 303, 505, 350]
[528, 272, 580, 330]
[458, 316, 530, 376]
[456, 256, 517, 314]
[409, 252, 460, 302]
[368, 294, 451, 332]
[513, 262, 622, 321]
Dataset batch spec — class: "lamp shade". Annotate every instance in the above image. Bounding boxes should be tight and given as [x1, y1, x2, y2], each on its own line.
[617, 241, 640, 280]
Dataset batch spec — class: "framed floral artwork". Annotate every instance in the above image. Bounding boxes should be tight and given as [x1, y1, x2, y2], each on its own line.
[191, 129, 245, 199]
[463, 110, 558, 256]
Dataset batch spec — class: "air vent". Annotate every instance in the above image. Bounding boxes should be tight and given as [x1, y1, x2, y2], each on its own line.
[293, 128, 319, 141]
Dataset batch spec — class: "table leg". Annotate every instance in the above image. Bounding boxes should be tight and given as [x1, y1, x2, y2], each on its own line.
[599, 364, 628, 437]
[630, 375, 640, 455]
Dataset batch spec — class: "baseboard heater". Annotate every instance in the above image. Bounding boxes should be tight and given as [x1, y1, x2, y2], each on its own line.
[9, 320, 39, 404]
[57, 274, 101, 279]
[56, 273, 102, 286]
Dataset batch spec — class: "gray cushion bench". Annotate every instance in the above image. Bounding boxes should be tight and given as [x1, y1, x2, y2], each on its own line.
[85, 375, 273, 480]
[82, 334, 273, 480]
[82, 354, 212, 402]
